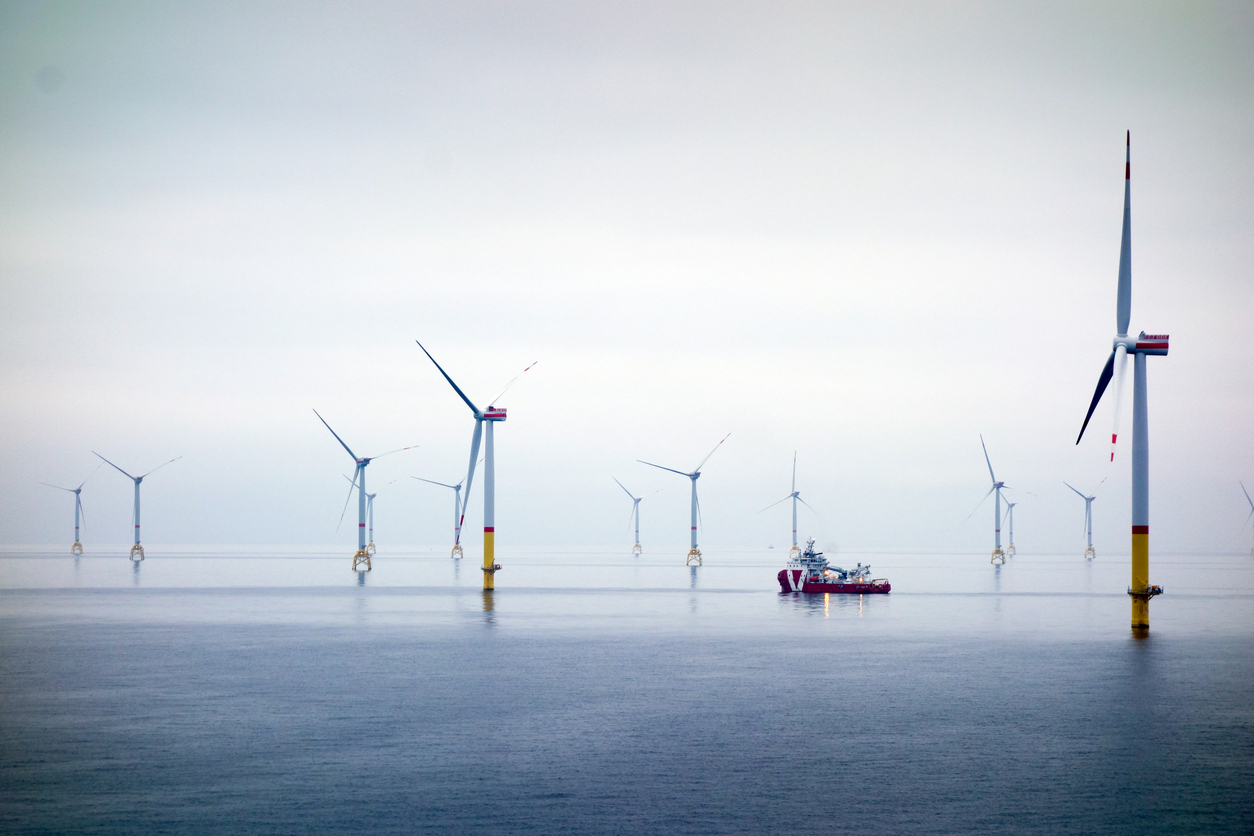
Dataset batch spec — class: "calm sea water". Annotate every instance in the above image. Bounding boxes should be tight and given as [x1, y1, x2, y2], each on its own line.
[2, 546, 1252, 834]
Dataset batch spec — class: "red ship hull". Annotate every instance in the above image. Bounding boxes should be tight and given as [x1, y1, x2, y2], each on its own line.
[777, 569, 890, 594]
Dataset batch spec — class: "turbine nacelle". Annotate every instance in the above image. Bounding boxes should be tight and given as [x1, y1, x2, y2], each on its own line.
[484, 406, 507, 421]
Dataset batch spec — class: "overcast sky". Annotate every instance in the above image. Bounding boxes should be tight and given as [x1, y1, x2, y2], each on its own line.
[2, 1, 1252, 557]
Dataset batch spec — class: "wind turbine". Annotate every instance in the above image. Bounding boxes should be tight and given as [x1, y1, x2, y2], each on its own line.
[759, 452, 815, 559]
[1075, 133, 1169, 631]
[93, 453, 182, 561]
[315, 410, 415, 571]
[39, 464, 100, 554]
[612, 477, 662, 555]
[1241, 482, 1253, 555]
[416, 341, 536, 591]
[1003, 501, 1018, 556]
[1065, 482, 1097, 560]
[969, 435, 1009, 564]
[344, 475, 396, 555]
[414, 476, 466, 558]
[638, 434, 730, 565]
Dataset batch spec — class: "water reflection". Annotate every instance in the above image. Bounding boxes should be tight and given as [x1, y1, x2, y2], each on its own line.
[481, 590, 495, 626]
[356, 570, 367, 587]
[132, 560, 141, 586]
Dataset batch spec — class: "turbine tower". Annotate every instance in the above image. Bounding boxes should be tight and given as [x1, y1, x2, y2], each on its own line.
[93, 453, 182, 561]
[976, 435, 1009, 564]
[417, 341, 536, 591]
[1003, 501, 1017, 556]
[344, 475, 394, 556]
[414, 476, 465, 558]
[39, 464, 99, 554]
[638, 434, 730, 565]
[759, 452, 815, 558]
[1241, 482, 1253, 555]
[1075, 133, 1168, 631]
[315, 410, 415, 571]
[612, 477, 645, 555]
[1065, 482, 1097, 560]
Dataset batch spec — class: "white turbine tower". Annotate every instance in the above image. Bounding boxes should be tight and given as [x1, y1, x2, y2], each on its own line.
[39, 464, 100, 555]
[314, 410, 415, 571]
[417, 341, 536, 591]
[638, 434, 730, 565]
[1241, 482, 1253, 555]
[414, 476, 466, 559]
[1003, 501, 1018, 556]
[759, 452, 815, 559]
[1065, 482, 1098, 560]
[344, 475, 395, 556]
[93, 452, 182, 561]
[612, 477, 660, 555]
[1075, 133, 1169, 631]
[969, 435, 1009, 564]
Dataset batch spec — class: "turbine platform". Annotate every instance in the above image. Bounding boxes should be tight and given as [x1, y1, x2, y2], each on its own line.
[788, 544, 802, 559]
[1084, 546, 1096, 560]
[1128, 585, 1163, 601]
[451, 543, 464, 559]
[352, 549, 371, 571]
[1007, 545, 1016, 557]
[71, 541, 83, 556]
[990, 548, 1005, 565]
[686, 547, 702, 566]
[632, 542, 642, 556]
[129, 544, 144, 562]
[367, 541, 376, 555]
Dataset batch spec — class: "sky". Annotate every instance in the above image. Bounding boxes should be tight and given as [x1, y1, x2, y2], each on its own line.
[2, 1, 1252, 556]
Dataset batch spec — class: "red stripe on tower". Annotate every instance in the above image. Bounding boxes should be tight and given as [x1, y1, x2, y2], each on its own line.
[484, 527, 494, 533]
[1132, 525, 1148, 535]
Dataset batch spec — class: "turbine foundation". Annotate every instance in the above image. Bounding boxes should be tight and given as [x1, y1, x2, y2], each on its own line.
[686, 547, 702, 566]
[129, 544, 144, 562]
[788, 544, 801, 559]
[990, 548, 1005, 565]
[632, 542, 642, 556]
[1006, 544, 1016, 557]
[71, 542, 83, 556]
[1084, 546, 1096, 560]
[352, 548, 371, 571]
[367, 541, 376, 555]
[451, 543, 463, 559]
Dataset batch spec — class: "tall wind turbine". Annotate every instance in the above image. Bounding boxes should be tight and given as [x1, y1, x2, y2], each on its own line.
[1003, 501, 1018, 556]
[612, 477, 661, 555]
[1065, 482, 1098, 560]
[414, 476, 466, 558]
[973, 435, 1009, 564]
[1075, 133, 1169, 631]
[417, 341, 536, 591]
[344, 475, 395, 556]
[93, 453, 182, 561]
[39, 464, 100, 555]
[1241, 482, 1253, 555]
[638, 434, 730, 565]
[315, 410, 415, 571]
[759, 452, 815, 558]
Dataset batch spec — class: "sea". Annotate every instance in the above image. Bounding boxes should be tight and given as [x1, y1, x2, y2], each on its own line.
[2, 545, 1251, 835]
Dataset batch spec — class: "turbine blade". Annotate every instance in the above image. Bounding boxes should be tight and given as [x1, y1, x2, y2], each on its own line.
[695, 489, 703, 529]
[1076, 350, 1117, 445]
[313, 410, 357, 461]
[415, 341, 480, 415]
[637, 460, 690, 477]
[1117, 131, 1132, 337]
[694, 433, 731, 472]
[1063, 481, 1087, 500]
[412, 477, 457, 490]
[140, 456, 182, 479]
[336, 466, 360, 531]
[1110, 345, 1128, 462]
[489, 360, 539, 406]
[796, 496, 819, 516]
[962, 486, 996, 525]
[458, 419, 485, 537]
[758, 495, 792, 513]
[77, 462, 102, 490]
[93, 452, 135, 481]
[1242, 481, 1253, 510]
[979, 435, 996, 485]
[367, 445, 419, 460]
[612, 476, 638, 500]
[77, 496, 86, 529]
[791, 451, 797, 494]
[38, 481, 75, 492]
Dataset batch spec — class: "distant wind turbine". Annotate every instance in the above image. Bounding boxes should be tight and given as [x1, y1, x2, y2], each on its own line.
[612, 477, 661, 555]
[1065, 482, 1098, 560]
[966, 435, 1009, 564]
[638, 434, 730, 565]
[93, 452, 182, 561]
[39, 463, 101, 555]
[1241, 482, 1253, 555]
[414, 475, 466, 559]
[1002, 501, 1018, 557]
[315, 409, 415, 571]
[759, 452, 816, 559]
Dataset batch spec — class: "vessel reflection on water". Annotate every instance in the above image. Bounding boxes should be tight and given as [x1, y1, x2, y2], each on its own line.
[778, 540, 890, 594]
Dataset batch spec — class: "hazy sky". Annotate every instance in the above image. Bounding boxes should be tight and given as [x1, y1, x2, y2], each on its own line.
[2, 1, 1252, 556]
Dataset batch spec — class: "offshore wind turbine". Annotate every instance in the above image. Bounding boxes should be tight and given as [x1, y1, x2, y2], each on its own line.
[612, 477, 662, 555]
[1075, 133, 1169, 631]
[315, 409, 415, 571]
[39, 464, 100, 555]
[417, 341, 537, 591]
[1065, 483, 1098, 559]
[344, 475, 395, 556]
[759, 452, 816, 559]
[971, 435, 1009, 564]
[414, 476, 466, 558]
[93, 453, 182, 561]
[1003, 501, 1018, 557]
[638, 434, 730, 565]
[1241, 482, 1253, 555]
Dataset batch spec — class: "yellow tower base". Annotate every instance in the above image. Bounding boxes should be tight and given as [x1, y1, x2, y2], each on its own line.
[789, 544, 801, 559]
[482, 529, 500, 590]
[686, 547, 702, 565]
[129, 544, 144, 562]
[367, 541, 376, 555]
[71, 541, 83, 555]
[632, 542, 642, 555]
[352, 548, 371, 571]
[1084, 546, 1096, 560]
[1128, 527, 1160, 629]
[451, 543, 463, 559]
[990, 548, 1005, 565]
[1007, 544, 1016, 557]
